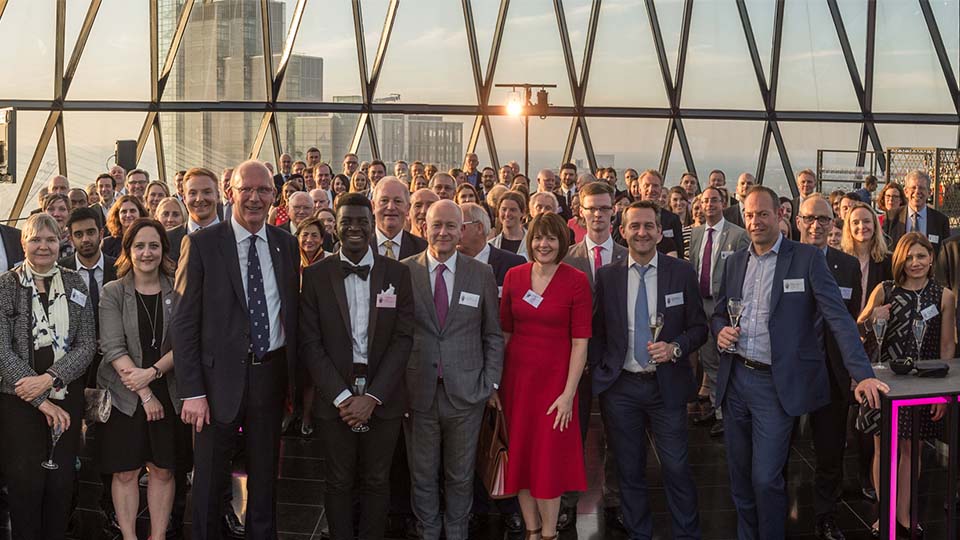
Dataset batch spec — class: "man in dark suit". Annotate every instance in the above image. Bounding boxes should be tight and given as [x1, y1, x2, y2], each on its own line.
[591, 200, 708, 539]
[883, 170, 951, 256]
[713, 186, 888, 539]
[536, 169, 572, 221]
[173, 160, 300, 540]
[0, 222, 23, 271]
[90, 173, 116, 225]
[613, 170, 683, 257]
[722, 172, 756, 228]
[272, 152, 293, 193]
[372, 178, 427, 260]
[300, 193, 414, 540]
[168, 167, 222, 263]
[796, 196, 863, 540]
[790, 169, 819, 241]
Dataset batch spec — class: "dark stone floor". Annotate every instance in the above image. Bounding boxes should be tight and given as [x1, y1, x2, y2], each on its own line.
[1, 405, 957, 539]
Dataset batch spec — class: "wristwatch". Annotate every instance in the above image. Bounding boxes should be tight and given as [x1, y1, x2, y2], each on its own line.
[670, 342, 682, 361]
[46, 370, 64, 391]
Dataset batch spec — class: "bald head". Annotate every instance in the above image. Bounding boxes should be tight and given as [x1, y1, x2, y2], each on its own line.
[231, 160, 275, 233]
[48, 175, 69, 195]
[797, 195, 833, 249]
[410, 188, 441, 238]
[425, 199, 463, 260]
[309, 188, 330, 210]
[536, 169, 557, 192]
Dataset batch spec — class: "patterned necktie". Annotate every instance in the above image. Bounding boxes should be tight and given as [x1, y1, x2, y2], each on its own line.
[633, 265, 651, 369]
[434, 263, 449, 378]
[592, 245, 603, 275]
[911, 212, 920, 234]
[699, 228, 714, 297]
[382, 239, 397, 260]
[247, 235, 270, 359]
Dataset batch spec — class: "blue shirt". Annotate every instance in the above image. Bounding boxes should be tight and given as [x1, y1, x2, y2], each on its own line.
[737, 234, 783, 365]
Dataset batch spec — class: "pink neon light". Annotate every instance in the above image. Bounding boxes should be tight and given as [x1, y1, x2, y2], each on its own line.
[887, 396, 951, 540]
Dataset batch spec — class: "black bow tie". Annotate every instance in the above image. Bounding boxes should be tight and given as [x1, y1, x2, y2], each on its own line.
[341, 263, 370, 280]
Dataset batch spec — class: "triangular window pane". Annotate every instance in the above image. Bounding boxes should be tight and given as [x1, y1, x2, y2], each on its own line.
[68, 3, 151, 101]
[277, 0, 360, 101]
[470, 119, 495, 173]
[257, 126, 278, 167]
[29, 135, 63, 216]
[681, 0, 764, 109]
[760, 133, 791, 198]
[929, 0, 959, 87]
[875, 123, 959, 149]
[64, 112, 157, 188]
[562, 0, 592, 81]
[874, 0, 955, 113]
[744, 0, 776, 83]
[64, 0, 92, 64]
[489, 115, 570, 178]
[585, 117, 670, 179]
[654, 0, 685, 80]
[836, 0, 869, 82]
[569, 129, 591, 185]
[469, 0, 501, 82]
[357, 122, 374, 163]
[586, 2, 669, 107]
[362, 0, 391, 78]
[161, 112, 262, 174]
[663, 127, 690, 182]
[376, 2, 476, 104]
[0, 0, 56, 99]
[682, 120, 764, 188]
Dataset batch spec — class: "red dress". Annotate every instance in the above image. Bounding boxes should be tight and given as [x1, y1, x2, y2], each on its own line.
[499, 262, 591, 499]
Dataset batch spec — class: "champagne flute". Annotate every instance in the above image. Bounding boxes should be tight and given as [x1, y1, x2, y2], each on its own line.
[351, 374, 370, 433]
[725, 298, 744, 353]
[911, 317, 927, 362]
[649, 312, 664, 343]
[41, 425, 63, 470]
[871, 317, 888, 368]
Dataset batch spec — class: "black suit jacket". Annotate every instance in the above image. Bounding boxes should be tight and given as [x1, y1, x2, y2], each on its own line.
[167, 225, 188, 265]
[486, 245, 526, 287]
[590, 255, 708, 406]
[611, 207, 685, 258]
[822, 247, 862, 400]
[171, 222, 300, 423]
[723, 202, 744, 228]
[883, 206, 952, 256]
[370, 229, 428, 260]
[57, 253, 118, 284]
[551, 190, 573, 221]
[866, 254, 893, 300]
[101, 235, 123, 259]
[299, 254, 415, 420]
[0, 224, 23, 271]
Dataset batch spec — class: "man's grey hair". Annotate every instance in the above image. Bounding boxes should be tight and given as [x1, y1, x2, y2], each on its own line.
[460, 202, 491, 236]
[530, 191, 559, 209]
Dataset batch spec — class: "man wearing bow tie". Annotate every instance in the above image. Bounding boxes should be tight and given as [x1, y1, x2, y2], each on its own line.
[300, 193, 414, 540]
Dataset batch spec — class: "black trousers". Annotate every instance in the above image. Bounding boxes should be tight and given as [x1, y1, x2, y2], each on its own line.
[809, 395, 850, 519]
[320, 415, 401, 540]
[0, 388, 83, 540]
[191, 357, 286, 540]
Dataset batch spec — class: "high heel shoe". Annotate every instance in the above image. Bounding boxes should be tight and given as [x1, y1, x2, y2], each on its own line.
[896, 520, 923, 539]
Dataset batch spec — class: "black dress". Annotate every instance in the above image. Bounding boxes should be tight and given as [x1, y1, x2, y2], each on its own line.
[880, 280, 945, 440]
[99, 291, 177, 472]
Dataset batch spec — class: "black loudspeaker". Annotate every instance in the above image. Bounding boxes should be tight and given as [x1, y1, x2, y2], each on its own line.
[115, 140, 137, 171]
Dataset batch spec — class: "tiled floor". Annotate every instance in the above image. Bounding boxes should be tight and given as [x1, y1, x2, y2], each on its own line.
[1, 405, 957, 539]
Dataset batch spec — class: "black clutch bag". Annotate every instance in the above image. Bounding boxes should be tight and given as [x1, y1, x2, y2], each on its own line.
[855, 403, 881, 436]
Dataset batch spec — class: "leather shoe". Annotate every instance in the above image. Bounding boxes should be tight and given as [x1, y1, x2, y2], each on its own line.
[710, 422, 724, 438]
[896, 520, 922, 539]
[603, 507, 626, 532]
[404, 515, 422, 539]
[692, 408, 717, 425]
[556, 505, 577, 531]
[222, 512, 245, 539]
[814, 516, 846, 540]
[503, 512, 524, 534]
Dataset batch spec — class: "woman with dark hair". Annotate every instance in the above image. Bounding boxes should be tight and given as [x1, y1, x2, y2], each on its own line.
[102, 195, 148, 258]
[0, 213, 96, 540]
[858, 232, 955, 536]
[668, 187, 693, 257]
[332, 174, 350, 195]
[97, 218, 179, 540]
[454, 183, 480, 205]
[491, 191, 529, 259]
[269, 180, 301, 227]
[877, 183, 905, 227]
[498, 212, 590, 540]
[316, 207, 337, 242]
[297, 216, 328, 270]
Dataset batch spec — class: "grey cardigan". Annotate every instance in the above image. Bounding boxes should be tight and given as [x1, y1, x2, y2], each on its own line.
[0, 268, 97, 407]
[97, 273, 180, 416]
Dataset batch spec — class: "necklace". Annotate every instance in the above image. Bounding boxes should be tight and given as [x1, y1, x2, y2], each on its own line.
[136, 290, 161, 348]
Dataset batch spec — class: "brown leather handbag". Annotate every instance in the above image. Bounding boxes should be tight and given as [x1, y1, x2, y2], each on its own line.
[476, 406, 510, 499]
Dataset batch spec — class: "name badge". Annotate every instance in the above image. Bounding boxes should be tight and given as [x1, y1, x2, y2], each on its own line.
[921, 304, 939, 321]
[70, 289, 87, 307]
[376, 293, 397, 309]
[783, 278, 805, 293]
[839, 287, 853, 300]
[662, 229, 675, 238]
[665, 292, 684, 308]
[929, 234, 939, 244]
[720, 250, 733, 260]
[522, 289, 544, 308]
[498, 286, 503, 299]
[459, 291, 480, 308]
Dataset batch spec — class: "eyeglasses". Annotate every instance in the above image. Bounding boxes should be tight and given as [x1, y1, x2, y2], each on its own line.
[581, 206, 613, 214]
[798, 215, 833, 226]
[235, 187, 275, 197]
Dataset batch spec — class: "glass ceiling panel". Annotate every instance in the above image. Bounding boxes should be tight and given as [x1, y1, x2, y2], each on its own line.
[663, 128, 690, 183]
[361, 0, 391, 78]
[68, 2, 151, 101]
[0, 0, 55, 99]
[743, 0, 775, 83]
[835, 0, 868, 82]
[683, 120, 765, 185]
[761, 136, 791, 198]
[875, 123, 959, 149]
[654, 0, 685, 81]
[562, 0, 592, 81]
[778, 121, 863, 194]
[63, 112, 156, 187]
[929, 0, 959, 87]
[274, 112, 360, 167]
[160, 112, 261, 174]
[489, 115, 570, 177]
[586, 117, 670, 177]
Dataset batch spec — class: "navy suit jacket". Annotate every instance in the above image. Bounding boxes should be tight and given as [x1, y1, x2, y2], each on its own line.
[711, 238, 875, 417]
[590, 254, 709, 407]
[486, 245, 526, 286]
[1, 224, 24, 271]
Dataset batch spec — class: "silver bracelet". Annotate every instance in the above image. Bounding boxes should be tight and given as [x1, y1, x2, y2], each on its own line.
[142, 393, 154, 405]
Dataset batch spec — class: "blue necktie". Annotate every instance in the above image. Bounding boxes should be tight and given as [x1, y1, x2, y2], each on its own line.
[633, 265, 651, 369]
[247, 235, 270, 359]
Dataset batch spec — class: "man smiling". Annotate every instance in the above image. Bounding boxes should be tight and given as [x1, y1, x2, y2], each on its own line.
[372, 178, 426, 260]
[167, 167, 221, 263]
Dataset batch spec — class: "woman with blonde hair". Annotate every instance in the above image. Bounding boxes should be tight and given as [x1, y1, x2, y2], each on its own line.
[841, 202, 892, 312]
[144, 181, 171, 216]
[155, 197, 187, 231]
[349, 170, 370, 196]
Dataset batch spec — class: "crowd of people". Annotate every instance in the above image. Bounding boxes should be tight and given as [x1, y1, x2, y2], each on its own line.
[0, 148, 958, 540]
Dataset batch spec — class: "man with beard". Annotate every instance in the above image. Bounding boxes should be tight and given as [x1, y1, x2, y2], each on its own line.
[480, 167, 496, 196]
[409, 188, 440, 239]
[558, 162, 578, 208]
[168, 168, 221, 263]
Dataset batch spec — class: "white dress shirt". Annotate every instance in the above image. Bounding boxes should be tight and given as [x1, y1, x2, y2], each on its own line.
[697, 217, 726, 297]
[333, 247, 382, 407]
[76, 253, 105, 294]
[474, 243, 492, 264]
[231, 218, 285, 352]
[376, 229, 404, 257]
[625, 252, 659, 373]
[188, 215, 220, 234]
[584, 235, 614, 278]
[907, 206, 927, 236]
[427, 251, 457, 307]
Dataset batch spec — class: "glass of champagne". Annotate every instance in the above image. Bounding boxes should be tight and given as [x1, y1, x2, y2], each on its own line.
[911, 317, 927, 362]
[41, 425, 63, 470]
[351, 374, 370, 433]
[725, 298, 744, 353]
[871, 317, 888, 368]
[649, 312, 664, 342]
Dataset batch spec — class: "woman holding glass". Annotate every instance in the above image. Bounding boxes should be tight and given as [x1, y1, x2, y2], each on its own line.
[102, 195, 148, 258]
[857, 232, 955, 536]
[0, 213, 96, 540]
[97, 218, 180, 540]
[497, 212, 590, 540]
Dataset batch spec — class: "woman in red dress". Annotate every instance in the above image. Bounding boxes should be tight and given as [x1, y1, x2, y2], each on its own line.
[497, 212, 591, 540]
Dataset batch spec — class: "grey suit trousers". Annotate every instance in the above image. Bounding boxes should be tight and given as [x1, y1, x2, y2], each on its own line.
[405, 384, 485, 540]
[698, 298, 722, 418]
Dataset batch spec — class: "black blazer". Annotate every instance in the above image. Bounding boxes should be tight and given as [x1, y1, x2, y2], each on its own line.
[101, 235, 123, 259]
[0, 224, 23, 271]
[823, 247, 862, 400]
[299, 254, 415, 420]
[171, 222, 300, 423]
[57, 253, 118, 284]
[611, 207, 685, 258]
[486, 245, 526, 287]
[590, 254, 708, 407]
[369, 229, 427, 260]
[167, 225, 188, 265]
[936, 233, 960, 295]
[883, 206, 952, 256]
[866, 254, 893, 301]
[723, 202, 744, 228]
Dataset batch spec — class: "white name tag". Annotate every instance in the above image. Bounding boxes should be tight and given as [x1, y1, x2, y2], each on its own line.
[783, 278, 805, 293]
[665, 292, 684, 308]
[497, 286, 503, 299]
[522, 289, 544, 308]
[921, 304, 939, 321]
[662, 229, 675, 238]
[70, 289, 87, 307]
[720, 251, 733, 260]
[459, 291, 480, 308]
[376, 293, 397, 309]
[839, 287, 853, 300]
[929, 234, 939, 244]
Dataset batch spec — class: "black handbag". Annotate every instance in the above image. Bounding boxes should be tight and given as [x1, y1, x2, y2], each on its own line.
[855, 402, 881, 436]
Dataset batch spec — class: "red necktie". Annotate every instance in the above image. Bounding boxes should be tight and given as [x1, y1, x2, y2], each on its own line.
[592, 245, 603, 274]
[699, 228, 714, 297]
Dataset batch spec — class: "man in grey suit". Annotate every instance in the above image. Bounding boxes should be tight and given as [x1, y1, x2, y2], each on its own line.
[402, 200, 504, 540]
[560, 180, 628, 530]
[688, 186, 750, 437]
